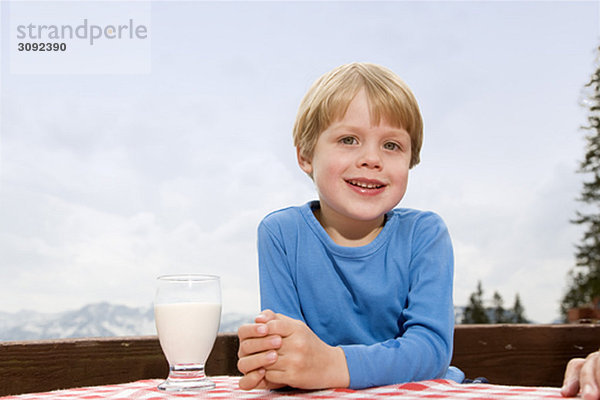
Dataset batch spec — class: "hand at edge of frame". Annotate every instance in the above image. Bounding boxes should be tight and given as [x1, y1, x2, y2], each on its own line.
[562, 350, 600, 399]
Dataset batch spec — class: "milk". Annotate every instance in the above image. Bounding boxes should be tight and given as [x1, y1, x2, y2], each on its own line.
[154, 302, 221, 365]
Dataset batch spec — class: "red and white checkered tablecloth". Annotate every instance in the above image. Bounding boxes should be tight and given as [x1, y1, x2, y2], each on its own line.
[0, 376, 564, 399]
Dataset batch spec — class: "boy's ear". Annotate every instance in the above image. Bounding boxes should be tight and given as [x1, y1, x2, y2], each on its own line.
[296, 147, 313, 176]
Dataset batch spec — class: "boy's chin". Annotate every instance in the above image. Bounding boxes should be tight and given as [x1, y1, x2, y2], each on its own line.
[343, 209, 391, 223]
[349, 201, 401, 219]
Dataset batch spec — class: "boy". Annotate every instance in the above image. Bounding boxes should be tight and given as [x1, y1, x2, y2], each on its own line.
[237, 62, 464, 390]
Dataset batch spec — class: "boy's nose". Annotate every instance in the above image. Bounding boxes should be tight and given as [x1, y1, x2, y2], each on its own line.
[358, 147, 382, 169]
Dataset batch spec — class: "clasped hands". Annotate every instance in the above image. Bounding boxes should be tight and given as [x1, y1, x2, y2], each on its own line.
[236, 309, 350, 390]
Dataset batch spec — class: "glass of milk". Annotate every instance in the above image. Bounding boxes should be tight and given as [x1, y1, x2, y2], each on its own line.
[154, 274, 221, 391]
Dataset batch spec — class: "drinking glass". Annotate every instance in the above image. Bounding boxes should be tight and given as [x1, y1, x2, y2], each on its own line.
[154, 274, 221, 391]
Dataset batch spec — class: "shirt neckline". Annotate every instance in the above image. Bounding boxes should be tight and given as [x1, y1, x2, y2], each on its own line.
[300, 200, 396, 258]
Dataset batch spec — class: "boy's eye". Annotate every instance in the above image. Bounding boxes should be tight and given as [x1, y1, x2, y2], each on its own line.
[383, 142, 400, 151]
[340, 136, 357, 145]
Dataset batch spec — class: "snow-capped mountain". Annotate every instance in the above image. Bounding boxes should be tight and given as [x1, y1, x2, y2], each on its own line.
[0, 302, 254, 341]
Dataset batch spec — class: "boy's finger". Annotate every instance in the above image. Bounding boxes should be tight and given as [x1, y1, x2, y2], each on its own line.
[237, 323, 269, 341]
[264, 369, 288, 386]
[237, 350, 278, 375]
[238, 335, 282, 358]
[238, 368, 266, 390]
[266, 316, 298, 338]
[255, 309, 277, 323]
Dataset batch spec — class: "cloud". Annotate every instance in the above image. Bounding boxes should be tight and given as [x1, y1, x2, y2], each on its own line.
[443, 164, 581, 323]
[0, 92, 314, 314]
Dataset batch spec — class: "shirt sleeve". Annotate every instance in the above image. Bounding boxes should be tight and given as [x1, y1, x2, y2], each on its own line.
[257, 218, 305, 322]
[339, 213, 456, 389]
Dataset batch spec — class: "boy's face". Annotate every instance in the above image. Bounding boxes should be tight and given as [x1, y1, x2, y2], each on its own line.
[298, 90, 411, 225]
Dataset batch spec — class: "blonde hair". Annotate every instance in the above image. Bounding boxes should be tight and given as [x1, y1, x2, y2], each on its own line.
[293, 62, 423, 168]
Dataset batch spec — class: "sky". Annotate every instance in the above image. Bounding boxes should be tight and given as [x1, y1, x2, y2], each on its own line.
[0, 1, 599, 324]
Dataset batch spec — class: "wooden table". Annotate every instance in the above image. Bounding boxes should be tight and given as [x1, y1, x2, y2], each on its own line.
[0, 376, 565, 399]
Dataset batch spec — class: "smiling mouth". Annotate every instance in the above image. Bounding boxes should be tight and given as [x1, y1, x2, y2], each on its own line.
[346, 179, 385, 189]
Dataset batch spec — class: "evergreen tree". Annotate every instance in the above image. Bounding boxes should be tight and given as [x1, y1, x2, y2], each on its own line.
[462, 281, 490, 324]
[492, 291, 507, 323]
[511, 293, 528, 323]
[561, 48, 600, 319]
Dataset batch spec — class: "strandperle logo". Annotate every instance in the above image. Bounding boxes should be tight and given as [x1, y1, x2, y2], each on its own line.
[16, 19, 149, 45]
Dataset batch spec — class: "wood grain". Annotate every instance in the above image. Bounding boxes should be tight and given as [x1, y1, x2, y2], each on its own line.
[452, 324, 600, 386]
[0, 334, 239, 396]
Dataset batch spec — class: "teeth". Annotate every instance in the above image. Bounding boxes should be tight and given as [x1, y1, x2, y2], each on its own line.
[349, 180, 383, 189]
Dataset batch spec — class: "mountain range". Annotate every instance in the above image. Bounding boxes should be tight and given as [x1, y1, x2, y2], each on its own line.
[0, 302, 254, 341]
[2, 303, 535, 342]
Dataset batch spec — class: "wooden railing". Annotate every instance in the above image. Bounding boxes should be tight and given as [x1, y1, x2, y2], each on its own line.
[453, 324, 600, 386]
[1, 324, 599, 396]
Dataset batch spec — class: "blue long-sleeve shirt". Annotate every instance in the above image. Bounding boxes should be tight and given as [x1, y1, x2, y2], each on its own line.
[258, 201, 463, 389]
